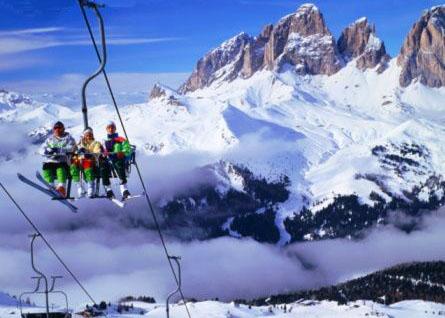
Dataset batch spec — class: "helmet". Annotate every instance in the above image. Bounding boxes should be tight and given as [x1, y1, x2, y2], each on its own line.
[83, 127, 94, 136]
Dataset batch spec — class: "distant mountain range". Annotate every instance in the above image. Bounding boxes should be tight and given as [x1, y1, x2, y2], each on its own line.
[174, 4, 444, 93]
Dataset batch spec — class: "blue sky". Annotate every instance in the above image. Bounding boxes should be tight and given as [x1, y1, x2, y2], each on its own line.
[0, 0, 443, 96]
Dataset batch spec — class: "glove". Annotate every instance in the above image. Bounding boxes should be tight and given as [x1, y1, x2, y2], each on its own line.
[78, 147, 87, 155]
[116, 152, 125, 160]
[44, 147, 57, 155]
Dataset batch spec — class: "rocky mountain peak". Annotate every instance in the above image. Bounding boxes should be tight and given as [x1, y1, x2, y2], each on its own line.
[178, 4, 445, 94]
[0, 90, 33, 111]
[290, 3, 329, 36]
[180, 3, 345, 93]
[149, 83, 182, 106]
[178, 33, 254, 93]
[263, 3, 342, 74]
[149, 83, 167, 99]
[337, 17, 390, 73]
[397, 5, 445, 87]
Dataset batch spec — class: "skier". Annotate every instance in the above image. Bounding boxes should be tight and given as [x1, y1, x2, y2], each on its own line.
[40, 121, 76, 197]
[71, 127, 102, 198]
[101, 121, 132, 199]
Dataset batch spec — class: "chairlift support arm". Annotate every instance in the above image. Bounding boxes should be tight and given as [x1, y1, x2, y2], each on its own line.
[79, 0, 107, 130]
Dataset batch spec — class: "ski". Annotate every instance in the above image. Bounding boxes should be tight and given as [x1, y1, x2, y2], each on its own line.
[111, 198, 125, 208]
[122, 192, 145, 203]
[34, 171, 79, 213]
[88, 194, 126, 208]
[17, 173, 78, 213]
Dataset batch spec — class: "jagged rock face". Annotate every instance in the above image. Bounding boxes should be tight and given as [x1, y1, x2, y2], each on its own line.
[179, 33, 254, 93]
[338, 17, 390, 72]
[264, 3, 342, 75]
[149, 83, 182, 106]
[241, 24, 272, 78]
[398, 6, 445, 87]
[180, 4, 343, 93]
[149, 83, 167, 99]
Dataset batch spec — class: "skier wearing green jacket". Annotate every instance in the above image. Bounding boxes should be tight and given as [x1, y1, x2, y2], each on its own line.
[40, 121, 76, 197]
[102, 121, 132, 199]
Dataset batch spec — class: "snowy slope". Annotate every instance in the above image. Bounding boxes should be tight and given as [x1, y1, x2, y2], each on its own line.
[1, 299, 443, 318]
[1, 56, 445, 243]
[142, 300, 445, 318]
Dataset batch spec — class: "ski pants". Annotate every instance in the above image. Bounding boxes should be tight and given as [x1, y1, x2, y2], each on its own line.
[70, 157, 97, 183]
[101, 158, 127, 186]
[42, 162, 69, 185]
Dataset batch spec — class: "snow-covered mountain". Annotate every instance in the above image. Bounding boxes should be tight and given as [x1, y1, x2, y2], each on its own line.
[2, 4, 445, 244]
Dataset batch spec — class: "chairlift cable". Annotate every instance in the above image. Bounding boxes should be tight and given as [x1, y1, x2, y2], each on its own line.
[0, 182, 97, 305]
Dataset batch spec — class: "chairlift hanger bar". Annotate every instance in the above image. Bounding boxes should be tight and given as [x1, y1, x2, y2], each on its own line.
[80, 0, 105, 9]
[79, 0, 106, 130]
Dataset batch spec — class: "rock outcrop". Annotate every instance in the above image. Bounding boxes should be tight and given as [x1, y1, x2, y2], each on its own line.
[178, 3, 445, 93]
[179, 33, 254, 93]
[338, 17, 390, 73]
[398, 6, 445, 87]
[263, 3, 342, 75]
[149, 83, 182, 106]
[180, 4, 343, 93]
[241, 24, 273, 78]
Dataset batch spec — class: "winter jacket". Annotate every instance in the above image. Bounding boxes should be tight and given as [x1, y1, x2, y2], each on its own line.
[103, 133, 132, 159]
[78, 139, 102, 155]
[40, 132, 76, 163]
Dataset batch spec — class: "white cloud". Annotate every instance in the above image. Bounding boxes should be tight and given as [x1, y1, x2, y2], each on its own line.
[0, 72, 189, 106]
[0, 26, 182, 73]
[0, 27, 64, 36]
[0, 35, 181, 55]
[0, 55, 48, 71]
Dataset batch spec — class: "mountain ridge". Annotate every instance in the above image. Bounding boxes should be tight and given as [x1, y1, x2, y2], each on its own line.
[172, 3, 445, 94]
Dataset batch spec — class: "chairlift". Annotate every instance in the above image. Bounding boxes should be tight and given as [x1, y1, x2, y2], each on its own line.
[19, 234, 71, 318]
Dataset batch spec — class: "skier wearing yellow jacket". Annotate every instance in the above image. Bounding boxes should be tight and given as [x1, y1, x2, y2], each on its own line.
[71, 128, 102, 198]
[102, 121, 132, 199]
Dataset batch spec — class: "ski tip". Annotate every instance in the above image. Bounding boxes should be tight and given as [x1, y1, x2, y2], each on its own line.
[111, 198, 126, 208]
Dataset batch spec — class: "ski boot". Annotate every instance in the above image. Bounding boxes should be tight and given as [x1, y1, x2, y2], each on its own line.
[105, 186, 115, 199]
[55, 184, 66, 197]
[120, 184, 131, 200]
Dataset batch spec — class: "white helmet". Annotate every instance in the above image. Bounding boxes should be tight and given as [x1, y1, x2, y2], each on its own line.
[83, 127, 93, 135]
